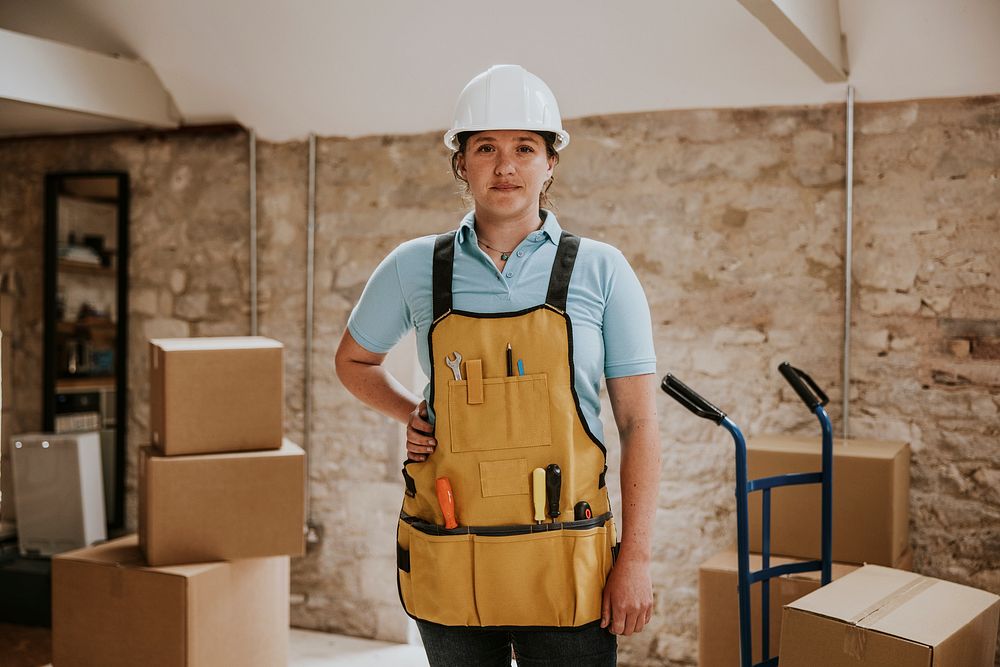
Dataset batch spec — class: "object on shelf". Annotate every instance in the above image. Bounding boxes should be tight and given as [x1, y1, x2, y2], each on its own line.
[57, 244, 102, 266]
[54, 412, 101, 433]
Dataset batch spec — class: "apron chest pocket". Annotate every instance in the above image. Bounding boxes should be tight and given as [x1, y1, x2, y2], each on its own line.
[447, 373, 552, 453]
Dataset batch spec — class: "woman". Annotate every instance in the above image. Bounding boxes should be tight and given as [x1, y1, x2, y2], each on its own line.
[336, 64, 661, 666]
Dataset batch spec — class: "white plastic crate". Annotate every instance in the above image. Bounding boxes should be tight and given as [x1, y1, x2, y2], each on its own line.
[10, 431, 106, 556]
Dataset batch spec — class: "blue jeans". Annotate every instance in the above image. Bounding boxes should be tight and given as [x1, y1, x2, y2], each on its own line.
[416, 621, 617, 667]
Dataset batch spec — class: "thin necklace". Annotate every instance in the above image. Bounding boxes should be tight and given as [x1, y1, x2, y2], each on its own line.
[475, 218, 544, 261]
[476, 237, 515, 261]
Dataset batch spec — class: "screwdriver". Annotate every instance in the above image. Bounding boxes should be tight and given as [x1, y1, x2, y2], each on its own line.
[532, 468, 546, 524]
[546, 464, 562, 523]
[436, 477, 458, 529]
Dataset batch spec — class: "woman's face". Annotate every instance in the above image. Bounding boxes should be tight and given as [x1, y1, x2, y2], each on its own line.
[457, 130, 555, 219]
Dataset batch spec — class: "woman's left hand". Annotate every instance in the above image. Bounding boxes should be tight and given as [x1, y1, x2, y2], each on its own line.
[600, 554, 654, 636]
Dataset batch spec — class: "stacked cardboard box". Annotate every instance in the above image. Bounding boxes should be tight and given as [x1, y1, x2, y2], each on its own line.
[698, 434, 913, 666]
[746, 435, 911, 567]
[53, 536, 289, 667]
[53, 336, 305, 666]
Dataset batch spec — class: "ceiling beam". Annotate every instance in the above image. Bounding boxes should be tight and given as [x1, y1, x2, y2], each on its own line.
[738, 0, 848, 82]
[0, 28, 180, 129]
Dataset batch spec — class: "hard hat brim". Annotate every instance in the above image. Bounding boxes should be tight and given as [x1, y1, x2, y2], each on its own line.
[443, 127, 570, 152]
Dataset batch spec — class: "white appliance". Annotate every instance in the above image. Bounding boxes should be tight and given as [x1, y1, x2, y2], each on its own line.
[10, 431, 106, 556]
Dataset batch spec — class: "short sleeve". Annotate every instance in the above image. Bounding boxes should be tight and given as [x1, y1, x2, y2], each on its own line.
[602, 249, 657, 378]
[346, 248, 413, 353]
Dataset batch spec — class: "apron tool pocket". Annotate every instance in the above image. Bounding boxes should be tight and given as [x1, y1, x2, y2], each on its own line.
[399, 520, 480, 626]
[399, 514, 614, 628]
[447, 374, 552, 453]
[472, 523, 610, 627]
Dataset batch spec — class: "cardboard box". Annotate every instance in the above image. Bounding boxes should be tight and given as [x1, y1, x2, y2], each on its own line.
[149, 336, 284, 456]
[699, 549, 913, 667]
[139, 440, 305, 566]
[748, 434, 910, 565]
[779, 564, 1000, 667]
[53, 535, 289, 667]
[698, 551, 861, 667]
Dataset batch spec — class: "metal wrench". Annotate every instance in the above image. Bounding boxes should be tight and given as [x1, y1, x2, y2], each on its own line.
[445, 351, 463, 380]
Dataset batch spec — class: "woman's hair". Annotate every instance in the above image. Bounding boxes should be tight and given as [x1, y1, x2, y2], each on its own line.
[450, 131, 560, 208]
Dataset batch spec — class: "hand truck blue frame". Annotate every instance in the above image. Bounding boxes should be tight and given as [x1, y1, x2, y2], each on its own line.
[661, 362, 833, 667]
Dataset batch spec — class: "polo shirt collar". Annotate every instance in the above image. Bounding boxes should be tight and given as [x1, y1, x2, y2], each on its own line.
[457, 209, 562, 247]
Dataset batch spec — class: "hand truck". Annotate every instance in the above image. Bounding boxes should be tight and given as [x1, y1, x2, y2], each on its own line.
[661, 362, 833, 667]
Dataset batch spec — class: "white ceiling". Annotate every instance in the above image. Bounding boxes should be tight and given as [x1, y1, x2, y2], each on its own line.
[2, 0, 999, 142]
[0, 97, 146, 136]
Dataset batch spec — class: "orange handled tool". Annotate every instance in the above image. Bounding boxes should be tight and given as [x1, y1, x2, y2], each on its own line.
[436, 477, 458, 529]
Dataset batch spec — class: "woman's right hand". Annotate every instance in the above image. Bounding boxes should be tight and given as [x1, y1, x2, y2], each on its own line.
[406, 400, 437, 462]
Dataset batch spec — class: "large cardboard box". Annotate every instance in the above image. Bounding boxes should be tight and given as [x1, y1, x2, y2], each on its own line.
[780, 564, 1000, 667]
[700, 551, 849, 666]
[53, 535, 289, 667]
[748, 434, 910, 566]
[699, 549, 913, 667]
[149, 336, 283, 456]
[139, 440, 305, 566]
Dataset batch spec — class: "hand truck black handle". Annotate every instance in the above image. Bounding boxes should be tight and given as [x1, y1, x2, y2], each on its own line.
[660, 374, 727, 425]
[778, 361, 829, 409]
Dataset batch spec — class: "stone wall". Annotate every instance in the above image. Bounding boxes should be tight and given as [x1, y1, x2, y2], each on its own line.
[849, 97, 1000, 598]
[0, 94, 997, 665]
[0, 126, 252, 525]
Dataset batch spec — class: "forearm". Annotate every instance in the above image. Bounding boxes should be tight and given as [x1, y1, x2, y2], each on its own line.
[617, 416, 661, 562]
[599, 375, 660, 633]
[336, 357, 422, 425]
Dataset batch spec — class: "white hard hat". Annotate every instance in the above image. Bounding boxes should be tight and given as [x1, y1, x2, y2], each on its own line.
[444, 64, 570, 152]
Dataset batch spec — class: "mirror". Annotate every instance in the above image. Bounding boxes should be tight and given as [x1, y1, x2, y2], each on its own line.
[43, 172, 128, 531]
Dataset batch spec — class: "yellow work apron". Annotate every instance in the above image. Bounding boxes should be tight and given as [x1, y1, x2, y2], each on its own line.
[396, 230, 618, 628]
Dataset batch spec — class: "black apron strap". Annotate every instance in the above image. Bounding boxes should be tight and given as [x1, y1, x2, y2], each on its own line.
[432, 231, 457, 320]
[545, 231, 580, 311]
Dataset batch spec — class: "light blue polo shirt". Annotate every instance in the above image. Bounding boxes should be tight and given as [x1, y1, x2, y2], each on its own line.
[347, 210, 656, 444]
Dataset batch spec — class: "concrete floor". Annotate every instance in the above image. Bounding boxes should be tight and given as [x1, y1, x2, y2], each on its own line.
[289, 628, 430, 666]
[0, 624, 431, 667]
